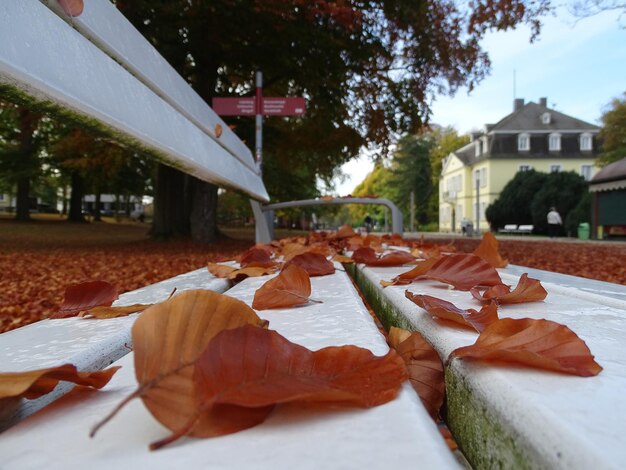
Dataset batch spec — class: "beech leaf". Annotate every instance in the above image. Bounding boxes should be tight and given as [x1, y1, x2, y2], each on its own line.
[57, 0, 84, 17]
[352, 247, 415, 267]
[335, 224, 356, 238]
[388, 327, 445, 419]
[470, 273, 547, 305]
[252, 264, 315, 310]
[380, 256, 442, 287]
[240, 247, 277, 269]
[283, 252, 335, 277]
[207, 262, 237, 278]
[0, 364, 119, 400]
[78, 303, 152, 319]
[450, 318, 603, 377]
[150, 325, 408, 449]
[419, 253, 503, 291]
[473, 232, 508, 268]
[91, 290, 268, 441]
[405, 292, 498, 332]
[53, 280, 119, 318]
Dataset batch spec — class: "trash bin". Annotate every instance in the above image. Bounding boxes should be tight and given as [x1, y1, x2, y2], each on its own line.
[578, 222, 590, 240]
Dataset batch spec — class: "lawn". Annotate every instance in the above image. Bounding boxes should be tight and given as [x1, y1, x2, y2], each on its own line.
[1, 215, 624, 333]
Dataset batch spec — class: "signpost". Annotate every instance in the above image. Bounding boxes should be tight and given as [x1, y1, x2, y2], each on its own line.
[212, 71, 305, 173]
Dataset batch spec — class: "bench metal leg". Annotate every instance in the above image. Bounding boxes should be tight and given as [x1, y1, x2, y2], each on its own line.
[251, 200, 273, 243]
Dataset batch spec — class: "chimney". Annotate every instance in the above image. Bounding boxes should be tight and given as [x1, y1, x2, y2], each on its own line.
[539, 97, 547, 108]
[514, 98, 525, 111]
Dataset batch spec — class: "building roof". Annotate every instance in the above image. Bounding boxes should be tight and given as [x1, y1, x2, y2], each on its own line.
[491, 101, 600, 132]
[453, 141, 476, 165]
[591, 157, 626, 184]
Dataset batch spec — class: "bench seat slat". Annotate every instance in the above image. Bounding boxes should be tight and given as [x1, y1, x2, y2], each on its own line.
[349, 261, 626, 469]
[0, 1, 268, 202]
[0, 268, 229, 431]
[0, 268, 459, 469]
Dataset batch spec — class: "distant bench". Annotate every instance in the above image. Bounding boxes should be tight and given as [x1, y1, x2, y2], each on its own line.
[498, 224, 534, 234]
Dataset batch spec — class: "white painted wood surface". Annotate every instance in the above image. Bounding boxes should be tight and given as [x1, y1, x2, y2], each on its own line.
[352, 262, 626, 469]
[0, 1, 268, 202]
[0, 267, 459, 469]
[40, 0, 257, 173]
[0, 268, 229, 431]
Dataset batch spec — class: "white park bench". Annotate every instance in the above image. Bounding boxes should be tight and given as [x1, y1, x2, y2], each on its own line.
[347, 256, 626, 469]
[0, 1, 452, 468]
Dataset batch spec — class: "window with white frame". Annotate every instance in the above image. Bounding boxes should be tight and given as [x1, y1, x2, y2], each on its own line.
[550, 164, 561, 173]
[541, 112, 551, 124]
[518, 133, 530, 151]
[480, 168, 487, 187]
[580, 165, 593, 181]
[481, 136, 488, 155]
[580, 133, 592, 151]
[455, 174, 462, 192]
[519, 164, 532, 172]
[548, 133, 561, 151]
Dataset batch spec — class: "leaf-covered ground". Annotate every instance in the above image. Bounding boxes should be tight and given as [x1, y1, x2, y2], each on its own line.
[1, 217, 624, 333]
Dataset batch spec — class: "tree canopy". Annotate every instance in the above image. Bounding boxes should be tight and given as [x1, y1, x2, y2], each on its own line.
[598, 92, 626, 166]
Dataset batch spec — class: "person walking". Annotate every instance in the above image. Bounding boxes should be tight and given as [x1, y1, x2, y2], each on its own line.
[547, 207, 562, 238]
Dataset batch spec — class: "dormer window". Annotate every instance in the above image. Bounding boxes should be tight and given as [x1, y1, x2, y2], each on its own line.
[518, 133, 530, 152]
[549, 133, 561, 151]
[481, 136, 488, 155]
[580, 133, 592, 151]
[541, 112, 551, 124]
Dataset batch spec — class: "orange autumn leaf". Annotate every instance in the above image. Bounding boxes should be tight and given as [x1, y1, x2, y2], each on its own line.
[52, 280, 119, 318]
[388, 327, 445, 419]
[283, 252, 335, 277]
[150, 325, 408, 449]
[335, 224, 357, 238]
[332, 253, 354, 264]
[352, 247, 415, 267]
[450, 318, 603, 377]
[57, 0, 84, 17]
[470, 273, 547, 305]
[78, 303, 152, 319]
[473, 232, 508, 268]
[380, 256, 442, 287]
[0, 364, 119, 400]
[91, 290, 268, 442]
[239, 247, 277, 269]
[405, 293, 498, 333]
[420, 253, 502, 291]
[252, 265, 315, 310]
[207, 262, 237, 278]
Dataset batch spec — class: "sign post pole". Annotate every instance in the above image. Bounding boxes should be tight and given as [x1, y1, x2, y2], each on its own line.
[255, 71, 263, 175]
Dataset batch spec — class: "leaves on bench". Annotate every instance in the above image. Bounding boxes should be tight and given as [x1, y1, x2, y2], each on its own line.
[207, 263, 278, 283]
[150, 325, 407, 450]
[52, 280, 119, 318]
[417, 253, 503, 291]
[473, 232, 508, 268]
[57, 0, 84, 17]
[78, 303, 153, 319]
[380, 256, 442, 287]
[282, 252, 335, 277]
[252, 265, 318, 310]
[450, 318, 603, 377]
[405, 293, 498, 333]
[239, 246, 279, 269]
[91, 290, 268, 441]
[351, 247, 416, 267]
[470, 273, 547, 305]
[0, 364, 119, 400]
[388, 327, 445, 419]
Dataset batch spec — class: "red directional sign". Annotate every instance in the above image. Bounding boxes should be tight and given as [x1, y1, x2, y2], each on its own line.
[212, 97, 305, 117]
[212, 97, 256, 116]
[262, 97, 306, 116]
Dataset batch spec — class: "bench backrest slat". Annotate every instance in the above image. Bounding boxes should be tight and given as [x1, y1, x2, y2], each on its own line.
[0, 1, 268, 202]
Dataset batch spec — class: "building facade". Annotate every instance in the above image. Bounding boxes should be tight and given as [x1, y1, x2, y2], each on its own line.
[439, 97, 601, 232]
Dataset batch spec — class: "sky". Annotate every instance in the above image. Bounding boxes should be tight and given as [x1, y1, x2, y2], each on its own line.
[330, 6, 626, 196]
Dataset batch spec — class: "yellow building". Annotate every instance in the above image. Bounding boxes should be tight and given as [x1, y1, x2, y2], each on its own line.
[439, 98, 601, 232]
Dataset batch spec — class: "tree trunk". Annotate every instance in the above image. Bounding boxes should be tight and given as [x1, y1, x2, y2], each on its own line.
[68, 171, 85, 222]
[62, 185, 68, 215]
[15, 109, 39, 221]
[190, 177, 219, 243]
[93, 190, 102, 221]
[151, 163, 190, 238]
